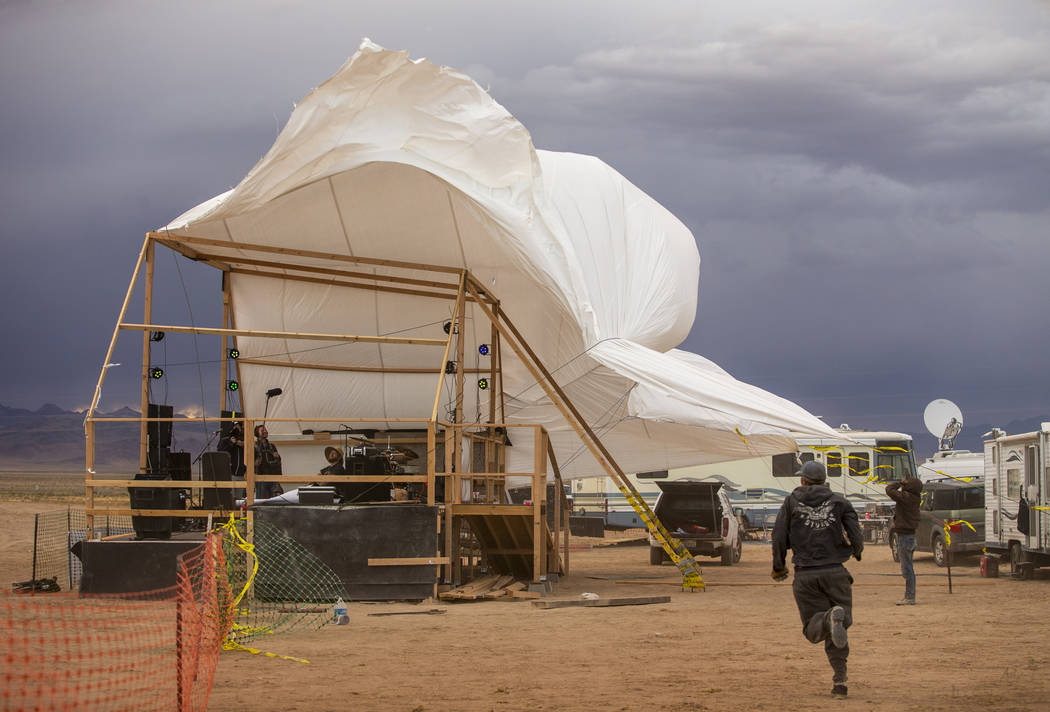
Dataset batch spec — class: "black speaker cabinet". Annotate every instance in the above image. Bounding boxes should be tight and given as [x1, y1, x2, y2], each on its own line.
[147, 403, 173, 450]
[200, 450, 234, 510]
[129, 471, 176, 540]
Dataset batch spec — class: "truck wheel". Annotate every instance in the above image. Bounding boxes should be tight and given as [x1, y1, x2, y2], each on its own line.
[721, 543, 734, 566]
[889, 533, 900, 563]
[932, 534, 948, 567]
[649, 547, 664, 566]
[732, 537, 742, 563]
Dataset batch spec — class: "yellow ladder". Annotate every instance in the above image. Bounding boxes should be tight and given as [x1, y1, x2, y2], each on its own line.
[611, 477, 705, 591]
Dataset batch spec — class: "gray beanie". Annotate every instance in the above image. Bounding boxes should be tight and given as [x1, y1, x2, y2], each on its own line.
[797, 460, 827, 483]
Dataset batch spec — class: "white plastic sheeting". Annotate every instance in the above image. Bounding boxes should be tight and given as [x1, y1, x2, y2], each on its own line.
[158, 39, 838, 477]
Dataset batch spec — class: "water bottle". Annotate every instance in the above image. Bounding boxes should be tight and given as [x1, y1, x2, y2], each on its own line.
[332, 597, 349, 625]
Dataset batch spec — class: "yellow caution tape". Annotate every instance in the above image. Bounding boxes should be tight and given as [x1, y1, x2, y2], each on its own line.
[943, 519, 976, 548]
[222, 639, 310, 664]
[734, 427, 748, 444]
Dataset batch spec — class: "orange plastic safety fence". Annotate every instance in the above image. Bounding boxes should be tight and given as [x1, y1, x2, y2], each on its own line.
[1, 532, 233, 712]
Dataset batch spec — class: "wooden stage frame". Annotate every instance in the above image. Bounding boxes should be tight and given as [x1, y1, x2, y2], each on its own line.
[82, 232, 648, 587]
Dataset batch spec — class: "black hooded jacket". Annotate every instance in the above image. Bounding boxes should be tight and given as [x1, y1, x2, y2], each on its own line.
[886, 477, 923, 534]
[772, 484, 864, 571]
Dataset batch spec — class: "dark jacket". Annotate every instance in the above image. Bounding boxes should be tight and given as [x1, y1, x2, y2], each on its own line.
[772, 484, 864, 571]
[886, 478, 923, 534]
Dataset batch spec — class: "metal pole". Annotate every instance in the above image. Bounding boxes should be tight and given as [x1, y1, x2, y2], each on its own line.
[31, 513, 39, 584]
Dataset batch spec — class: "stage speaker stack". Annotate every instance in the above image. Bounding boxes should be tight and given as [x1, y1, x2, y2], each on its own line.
[129, 471, 176, 540]
[200, 451, 234, 510]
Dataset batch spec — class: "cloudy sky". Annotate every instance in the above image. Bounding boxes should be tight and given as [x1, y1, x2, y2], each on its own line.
[1, 0, 1047, 437]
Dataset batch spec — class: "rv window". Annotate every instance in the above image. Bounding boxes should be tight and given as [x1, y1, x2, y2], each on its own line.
[637, 470, 668, 479]
[826, 451, 843, 477]
[1007, 468, 1021, 495]
[847, 452, 870, 477]
[772, 453, 798, 477]
[800, 452, 815, 464]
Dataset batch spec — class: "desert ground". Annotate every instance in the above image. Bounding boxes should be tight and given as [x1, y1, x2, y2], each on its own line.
[3, 472, 1050, 712]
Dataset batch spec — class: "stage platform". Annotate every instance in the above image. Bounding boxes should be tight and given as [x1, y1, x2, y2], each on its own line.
[73, 503, 440, 600]
[255, 503, 439, 602]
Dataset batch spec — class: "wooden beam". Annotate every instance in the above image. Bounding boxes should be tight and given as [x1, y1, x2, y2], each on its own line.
[139, 240, 155, 474]
[196, 253, 462, 292]
[88, 234, 151, 419]
[118, 323, 447, 346]
[87, 508, 245, 517]
[450, 504, 534, 516]
[229, 267, 474, 302]
[235, 358, 496, 375]
[87, 479, 243, 488]
[532, 596, 671, 610]
[367, 557, 449, 566]
[149, 231, 466, 276]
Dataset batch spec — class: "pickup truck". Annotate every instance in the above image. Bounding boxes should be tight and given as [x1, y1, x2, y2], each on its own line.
[888, 479, 985, 566]
[649, 480, 741, 566]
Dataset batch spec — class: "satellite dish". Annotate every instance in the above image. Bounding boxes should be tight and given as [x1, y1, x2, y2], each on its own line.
[924, 399, 964, 450]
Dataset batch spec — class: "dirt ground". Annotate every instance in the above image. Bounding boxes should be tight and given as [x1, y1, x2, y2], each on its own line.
[4, 490, 1050, 712]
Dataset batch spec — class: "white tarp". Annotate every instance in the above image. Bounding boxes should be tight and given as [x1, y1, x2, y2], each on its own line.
[158, 39, 838, 477]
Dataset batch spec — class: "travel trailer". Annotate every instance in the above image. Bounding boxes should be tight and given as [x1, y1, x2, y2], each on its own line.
[983, 424, 1050, 577]
[574, 425, 918, 531]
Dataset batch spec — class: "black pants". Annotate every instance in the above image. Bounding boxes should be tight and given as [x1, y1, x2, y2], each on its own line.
[792, 564, 853, 683]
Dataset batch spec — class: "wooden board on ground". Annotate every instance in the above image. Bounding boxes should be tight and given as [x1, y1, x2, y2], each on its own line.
[439, 574, 522, 601]
[532, 595, 670, 610]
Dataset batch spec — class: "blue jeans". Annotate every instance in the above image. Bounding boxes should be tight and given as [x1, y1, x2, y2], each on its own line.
[898, 533, 917, 600]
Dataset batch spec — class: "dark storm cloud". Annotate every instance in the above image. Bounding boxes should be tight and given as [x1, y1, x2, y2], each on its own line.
[1, 0, 1047, 437]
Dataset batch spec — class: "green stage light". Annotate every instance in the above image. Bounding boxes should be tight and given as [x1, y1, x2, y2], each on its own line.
[227, 380, 240, 391]
[478, 378, 489, 390]
[228, 348, 240, 359]
[149, 367, 164, 379]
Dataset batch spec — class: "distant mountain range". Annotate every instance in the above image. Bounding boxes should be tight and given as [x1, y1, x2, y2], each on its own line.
[0, 403, 211, 472]
[0, 402, 1045, 473]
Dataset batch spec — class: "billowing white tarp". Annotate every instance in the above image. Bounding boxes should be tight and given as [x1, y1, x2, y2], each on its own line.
[159, 39, 838, 477]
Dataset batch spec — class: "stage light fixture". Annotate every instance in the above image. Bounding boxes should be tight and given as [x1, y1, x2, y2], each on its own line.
[445, 361, 457, 374]
[228, 348, 240, 359]
[478, 378, 489, 390]
[150, 331, 165, 342]
[227, 380, 239, 391]
[443, 320, 458, 335]
[478, 344, 490, 356]
[149, 367, 164, 379]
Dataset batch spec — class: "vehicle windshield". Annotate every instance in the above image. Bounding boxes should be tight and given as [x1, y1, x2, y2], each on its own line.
[959, 486, 983, 509]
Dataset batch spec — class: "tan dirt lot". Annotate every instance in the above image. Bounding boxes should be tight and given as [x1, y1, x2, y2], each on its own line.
[3, 482, 1050, 712]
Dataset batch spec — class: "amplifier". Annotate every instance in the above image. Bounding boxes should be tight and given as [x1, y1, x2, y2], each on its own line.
[299, 486, 336, 506]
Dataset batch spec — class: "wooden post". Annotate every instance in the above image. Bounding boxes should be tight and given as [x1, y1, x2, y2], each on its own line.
[85, 419, 96, 537]
[220, 272, 231, 415]
[454, 272, 467, 431]
[444, 425, 455, 584]
[532, 426, 546, 583]
[139, 240, 155, 473]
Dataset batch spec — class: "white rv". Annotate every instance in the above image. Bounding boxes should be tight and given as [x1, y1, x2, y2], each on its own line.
[574, 426, 918, 532]
[983, 424, 1050, 577]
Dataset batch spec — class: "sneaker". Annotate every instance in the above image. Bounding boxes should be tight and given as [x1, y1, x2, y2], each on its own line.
[895, 598, 916, 606]
[827, 605, 848, 648]
[831, 684, 848, 699]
